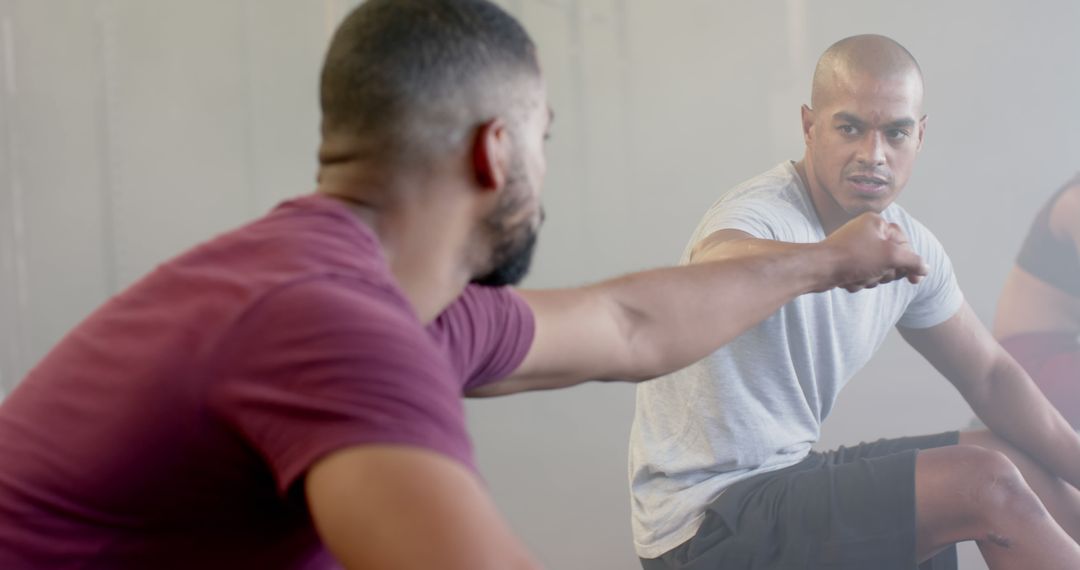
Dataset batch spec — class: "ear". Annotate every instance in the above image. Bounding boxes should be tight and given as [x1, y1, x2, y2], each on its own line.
[800, 104, 814, 146]
[916, 114, 928, 152]
[471, 118, 512, 192]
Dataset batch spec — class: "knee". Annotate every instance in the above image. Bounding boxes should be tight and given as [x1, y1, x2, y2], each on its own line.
[952, 445, 1047, 525]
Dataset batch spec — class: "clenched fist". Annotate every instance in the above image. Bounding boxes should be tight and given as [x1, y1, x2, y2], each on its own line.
[819, 213, 929, 293]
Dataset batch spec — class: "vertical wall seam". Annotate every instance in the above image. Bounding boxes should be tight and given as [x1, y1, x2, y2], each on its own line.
[614, 0, 635, 211]
[1, 4, 27, 392]
[567, 0, 591, 251]
[93, 0, 120, 295]
[241, 0, 259, 216]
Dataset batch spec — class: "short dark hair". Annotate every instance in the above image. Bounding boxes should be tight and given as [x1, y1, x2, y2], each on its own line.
[320, 0, 540, 165]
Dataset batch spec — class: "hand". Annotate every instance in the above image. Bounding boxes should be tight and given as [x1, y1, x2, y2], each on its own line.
[820, 212, 929, 293]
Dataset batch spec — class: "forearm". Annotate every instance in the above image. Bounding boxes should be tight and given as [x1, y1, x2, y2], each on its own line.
[597, 238, 838, 381]
[970, 356, 1080, 489]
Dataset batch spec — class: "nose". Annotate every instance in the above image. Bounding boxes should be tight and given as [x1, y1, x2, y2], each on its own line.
[855, 131, 886, 167]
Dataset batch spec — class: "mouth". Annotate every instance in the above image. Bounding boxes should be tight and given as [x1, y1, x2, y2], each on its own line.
[847, 174, 890, 195]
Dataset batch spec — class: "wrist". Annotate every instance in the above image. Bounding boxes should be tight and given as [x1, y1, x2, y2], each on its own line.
[805, 241, 843, 293]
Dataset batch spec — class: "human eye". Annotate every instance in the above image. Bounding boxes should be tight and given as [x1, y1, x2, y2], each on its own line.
[886, 128, 910, 141]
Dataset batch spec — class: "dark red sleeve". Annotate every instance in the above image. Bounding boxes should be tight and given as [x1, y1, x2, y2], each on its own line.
[208, 277, 476, 495]
[428, 285, 536, 392]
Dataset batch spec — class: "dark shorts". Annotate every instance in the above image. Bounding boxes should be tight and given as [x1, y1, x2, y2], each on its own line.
[641, 431, 960, 570]
[1001, 332, 1080, 428]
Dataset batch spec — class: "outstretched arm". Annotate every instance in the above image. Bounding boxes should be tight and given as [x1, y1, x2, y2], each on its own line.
[469, 212, 926, 397]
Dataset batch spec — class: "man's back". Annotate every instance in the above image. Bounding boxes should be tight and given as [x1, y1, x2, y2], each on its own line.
[0, 194, 484, 568]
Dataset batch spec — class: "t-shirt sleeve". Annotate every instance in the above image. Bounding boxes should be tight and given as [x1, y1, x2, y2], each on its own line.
[428, 285, 536, 392]
[208, 277, 474, 495]
[897, 219, 965, 329]
[697, 199, 784, 242]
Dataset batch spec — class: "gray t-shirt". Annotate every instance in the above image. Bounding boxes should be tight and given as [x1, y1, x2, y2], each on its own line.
[628, 161, 964, 558]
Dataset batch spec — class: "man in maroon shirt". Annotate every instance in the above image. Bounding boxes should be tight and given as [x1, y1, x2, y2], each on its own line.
[0, 1, 926, 569]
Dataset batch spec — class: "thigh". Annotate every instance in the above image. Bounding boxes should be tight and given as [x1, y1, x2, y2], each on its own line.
[646, 446, 956, 570]
[809, 447, 954, 569]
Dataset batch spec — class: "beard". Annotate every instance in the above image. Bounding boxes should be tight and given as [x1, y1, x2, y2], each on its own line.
[470, 156, 542, 288]
[470, 222, 539, 287]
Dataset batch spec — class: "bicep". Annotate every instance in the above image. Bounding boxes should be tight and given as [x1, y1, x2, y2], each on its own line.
[899, 302, 1004, 398]
[465, 287, 626, 396]
[306, 446, 538, 570]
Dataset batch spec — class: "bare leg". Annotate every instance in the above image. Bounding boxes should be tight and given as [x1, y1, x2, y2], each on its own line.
[960, 429, 1080, 543]
[915, 444, 1080, 569]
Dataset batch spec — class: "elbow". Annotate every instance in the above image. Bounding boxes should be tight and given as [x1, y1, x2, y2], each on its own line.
[613, 327, 688, 383]
[963, 356, 1030, 419]
[614, 344, 672, 384]
[615, 314, 697, 382]
[613, 336, 668, 384]
[606, 296, 657, 381]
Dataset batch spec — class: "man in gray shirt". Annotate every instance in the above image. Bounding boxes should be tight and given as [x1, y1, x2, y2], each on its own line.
[631, 35, 1080, 570]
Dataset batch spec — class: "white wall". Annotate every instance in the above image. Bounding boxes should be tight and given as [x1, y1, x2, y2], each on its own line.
[2, 1, 1078, 569]
[0, 0, 346, 392]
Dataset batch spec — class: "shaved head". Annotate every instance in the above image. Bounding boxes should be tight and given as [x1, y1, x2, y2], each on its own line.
[811, 34, 923, 111]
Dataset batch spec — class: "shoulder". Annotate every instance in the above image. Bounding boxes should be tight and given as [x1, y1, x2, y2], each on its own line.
[714, 162, 807, 209]
[881, 203, 946, 257]
[883, 203, 964, 325]
[695, 162, 815, 242]
[268, 275, 414, 324]
[231, 276, 436, 364]
[207, 276, 461, 425]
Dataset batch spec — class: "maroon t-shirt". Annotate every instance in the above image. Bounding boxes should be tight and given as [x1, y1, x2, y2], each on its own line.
[0, 194, 535, 568]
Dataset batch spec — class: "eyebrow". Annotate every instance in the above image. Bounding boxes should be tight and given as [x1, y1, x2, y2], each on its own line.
[885, 118, 917, 129]
[832, 112, 915, 129]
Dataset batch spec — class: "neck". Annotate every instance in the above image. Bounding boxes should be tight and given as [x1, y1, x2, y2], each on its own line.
[794, 157, 850, 235]
[318, 163, 475, 323]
